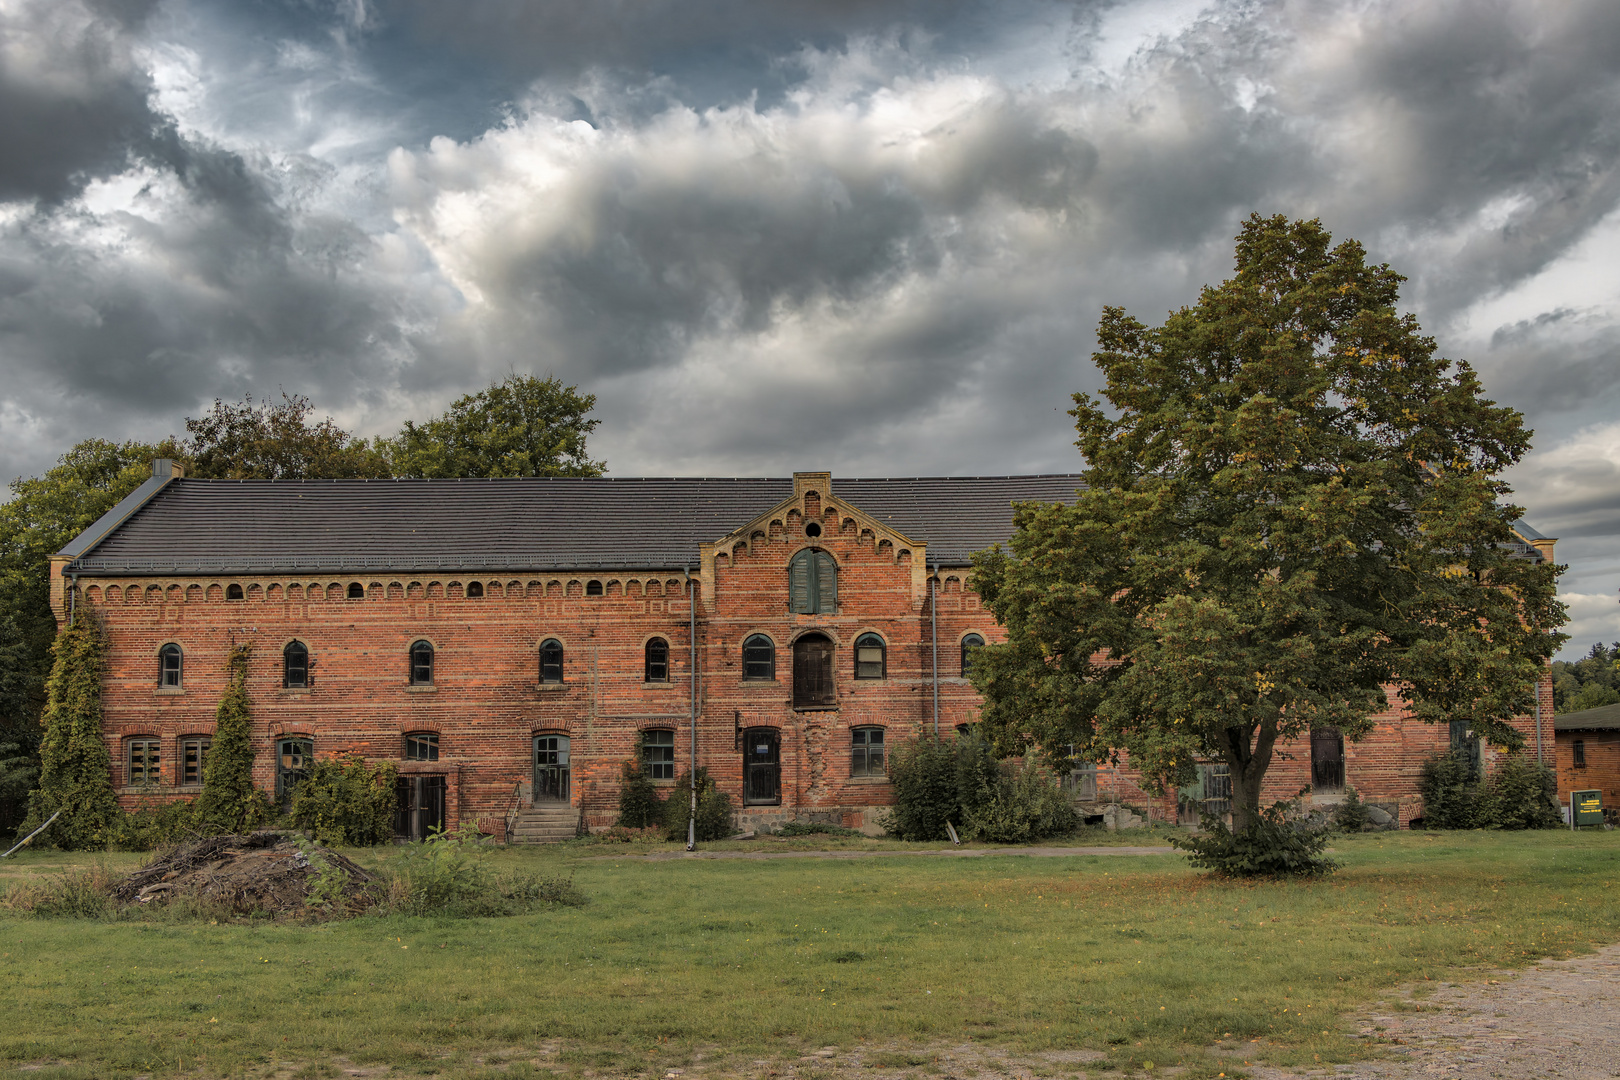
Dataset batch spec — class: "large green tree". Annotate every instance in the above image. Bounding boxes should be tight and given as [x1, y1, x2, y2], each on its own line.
[390, 374, 604, 478]
[0, 438, 183, 834]
[971, 214, 1566, 830]
[185, 393, 390, 479]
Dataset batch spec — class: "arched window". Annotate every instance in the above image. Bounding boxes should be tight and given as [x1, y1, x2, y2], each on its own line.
[961, 633, 985, 676]
[283, 641, 309, 688]
[851, 727, 885, 777]
[742, 635, 775, 681]
[788, 549, 837, 614]
[644, 638, 669, 682]
[466, 581, 484, 598]
[586, 579, 604, 596]
[225, 583, 244, 600]
[539, 638, 564, 684]
[347, 582, 364, 599]
[409, 640, 434, 685]
[854, 633, 886, 679]
[158, 644, 182, 687]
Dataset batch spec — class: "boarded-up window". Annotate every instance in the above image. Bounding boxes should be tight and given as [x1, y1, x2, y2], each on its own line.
[793, 633, 835, 707]
[180, 738, 210, 786]
[788, 550, 837, 614]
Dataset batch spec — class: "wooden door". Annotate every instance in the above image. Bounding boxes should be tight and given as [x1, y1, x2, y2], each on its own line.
[1310, 727, 1344, 791]
[792, 634, 835, 707]
[744, 728, 781, 805]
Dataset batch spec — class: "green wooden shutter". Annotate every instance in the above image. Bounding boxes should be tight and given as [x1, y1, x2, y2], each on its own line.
[789, 551, 812, 613]
[815, 551, 837, 613]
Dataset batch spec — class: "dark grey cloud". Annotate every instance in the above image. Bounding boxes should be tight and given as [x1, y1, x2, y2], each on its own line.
[1, 0, 1618, 652]
[0, 0, 171, 202]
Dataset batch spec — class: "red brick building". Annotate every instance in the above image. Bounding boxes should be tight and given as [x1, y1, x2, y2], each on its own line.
[1553, 703, 1620, 822]
[50, 461, 1557, 836]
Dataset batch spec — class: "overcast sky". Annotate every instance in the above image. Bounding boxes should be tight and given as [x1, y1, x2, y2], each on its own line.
[1, 0, 1617, 655]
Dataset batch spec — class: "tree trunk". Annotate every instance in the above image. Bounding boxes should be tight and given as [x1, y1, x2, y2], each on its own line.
[1224, 717, 1278, 832]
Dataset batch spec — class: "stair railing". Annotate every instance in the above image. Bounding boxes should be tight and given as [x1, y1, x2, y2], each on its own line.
[503, 781, 525, 845]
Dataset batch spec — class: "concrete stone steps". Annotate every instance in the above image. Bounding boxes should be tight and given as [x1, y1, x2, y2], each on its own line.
[509, 804, 581, 844]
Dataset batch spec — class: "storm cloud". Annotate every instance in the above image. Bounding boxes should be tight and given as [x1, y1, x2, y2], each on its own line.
[1, 0, 1618, 652]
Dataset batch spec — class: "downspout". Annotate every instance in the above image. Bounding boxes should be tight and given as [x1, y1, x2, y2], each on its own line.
[1534, 679, 1543, 765]
[930, 561, 939, 737]
[687, 565, 698, 851]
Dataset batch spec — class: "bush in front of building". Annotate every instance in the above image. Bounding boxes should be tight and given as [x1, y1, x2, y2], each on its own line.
[616, 760, 663, 829]
[961, 756, 1079, 843]
[289, 755, 399, 846]
[1418, 749, 1560, 829]
[1332, 786, 1371, 832]
[659, 767, 732, 842]
[1171, 802, 1339, 877]
[882, 733, 1009, 841]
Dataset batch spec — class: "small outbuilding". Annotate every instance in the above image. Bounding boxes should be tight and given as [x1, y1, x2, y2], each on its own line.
[1554, 702, 1620, 818]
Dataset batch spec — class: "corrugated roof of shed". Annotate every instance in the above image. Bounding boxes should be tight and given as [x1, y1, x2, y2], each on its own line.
[64, 474, 1083, 574]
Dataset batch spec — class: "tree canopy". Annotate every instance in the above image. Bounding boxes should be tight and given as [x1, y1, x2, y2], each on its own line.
[1553, 642, 1619, 713]
[970, 214, 1566, 829]
[390, 374, 604, 479]
[185, 393, 391, 479]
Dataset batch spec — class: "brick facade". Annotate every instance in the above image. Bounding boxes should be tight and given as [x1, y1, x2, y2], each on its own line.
[55, 467, 1556, 835]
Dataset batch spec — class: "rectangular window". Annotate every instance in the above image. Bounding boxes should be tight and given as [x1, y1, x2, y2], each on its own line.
[180, 738, 210, 786]
[128, 739, 161, 785]
[851, 727, 885, 777]
[1573, 739, 1586, 768]
[405, 732, 439, 761]
[277, 738, 313, 798]
[642, 729, 675, 780]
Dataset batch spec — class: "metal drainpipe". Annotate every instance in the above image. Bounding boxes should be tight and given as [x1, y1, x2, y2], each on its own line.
[687, 565, 698, 851]
[930, 562, 939, 737]
[1534, 679, 1543, 765]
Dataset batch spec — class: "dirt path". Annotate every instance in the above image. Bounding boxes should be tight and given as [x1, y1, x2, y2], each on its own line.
[1251, 942, 1620, 1080]
[597, 845, 1177, 861]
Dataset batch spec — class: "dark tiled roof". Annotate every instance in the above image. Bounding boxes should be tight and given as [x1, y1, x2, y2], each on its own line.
[1555, 702, 1620, 731]
[64, 475, 1082, 574]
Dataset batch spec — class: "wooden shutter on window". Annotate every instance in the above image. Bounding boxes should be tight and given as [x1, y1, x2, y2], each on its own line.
[789, 551, 813, 613]
[814, 551, 837, 613]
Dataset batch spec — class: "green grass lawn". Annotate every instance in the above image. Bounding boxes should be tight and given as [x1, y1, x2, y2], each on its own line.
[2, 830, 1617, 1079]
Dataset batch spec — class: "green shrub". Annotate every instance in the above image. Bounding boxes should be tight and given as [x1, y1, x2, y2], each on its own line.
[1418, 749, 1482, 828]
[659, 768, 733, 842]
[960, 756, 1079, 843]
[616, 760, 663, 828]
[1487, 755, 1562, 830]
[1171, 802, 1339, 877]
[776, 821, 862, 837]
[106, 795, 199, 851]
[1333, 786, 1371, 832]
[1418, 750, 1560, 830]
[384, 827, 584, 916]
[882, 736, 963, 841]
[289, 755, 398, 845]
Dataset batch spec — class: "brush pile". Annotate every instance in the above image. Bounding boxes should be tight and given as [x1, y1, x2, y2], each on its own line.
[111, 832, 377, 915]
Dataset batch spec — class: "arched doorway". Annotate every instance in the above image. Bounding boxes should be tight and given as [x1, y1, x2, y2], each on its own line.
[533, 734, 571, 802]
[792, 632, 835, 707]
